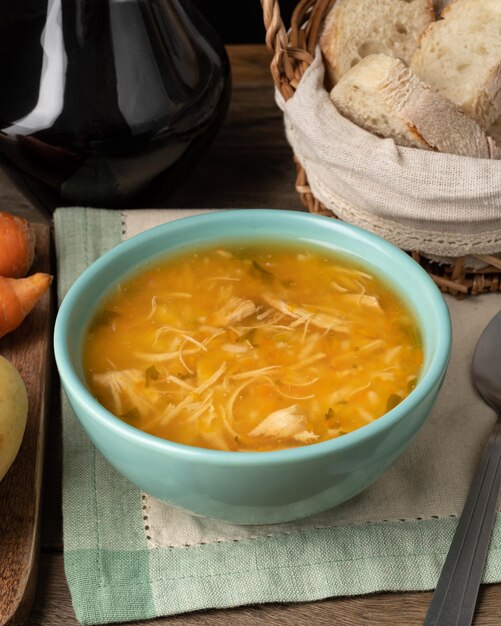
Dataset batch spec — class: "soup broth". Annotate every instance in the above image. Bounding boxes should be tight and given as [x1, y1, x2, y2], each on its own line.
[83, 241, 424, 452]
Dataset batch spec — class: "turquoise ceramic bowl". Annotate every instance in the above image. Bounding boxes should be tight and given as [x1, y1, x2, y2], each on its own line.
[54, 209, 452, 525]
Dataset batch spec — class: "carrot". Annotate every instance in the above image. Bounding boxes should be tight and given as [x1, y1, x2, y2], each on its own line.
[0, 273, 52, 338]
[0, 211, 36, 278]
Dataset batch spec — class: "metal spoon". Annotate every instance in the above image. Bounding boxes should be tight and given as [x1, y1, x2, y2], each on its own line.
[423, 310, 501, 626]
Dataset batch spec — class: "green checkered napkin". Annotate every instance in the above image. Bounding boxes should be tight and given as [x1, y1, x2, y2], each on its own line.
[54, 208, 501, 625]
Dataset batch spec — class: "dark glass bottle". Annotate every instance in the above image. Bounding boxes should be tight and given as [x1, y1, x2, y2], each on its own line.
[0, 0, 230, 210]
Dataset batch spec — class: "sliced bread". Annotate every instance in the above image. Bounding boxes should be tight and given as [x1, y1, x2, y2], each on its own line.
[411, 0, 501, 129]
[330, 53, 500, 158]
[320, 0, 434, 86]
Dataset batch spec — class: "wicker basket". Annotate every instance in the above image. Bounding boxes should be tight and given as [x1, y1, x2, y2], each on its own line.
[260, 0, 501, 296]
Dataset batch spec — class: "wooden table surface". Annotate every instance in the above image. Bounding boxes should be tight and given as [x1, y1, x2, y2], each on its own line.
[3, 44, 500, 626]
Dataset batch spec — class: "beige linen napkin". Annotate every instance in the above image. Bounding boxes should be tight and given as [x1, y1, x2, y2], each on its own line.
[276, 49, 501, 258]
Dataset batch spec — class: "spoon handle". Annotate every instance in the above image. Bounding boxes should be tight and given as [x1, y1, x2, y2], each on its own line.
[423, 415, 501, 626]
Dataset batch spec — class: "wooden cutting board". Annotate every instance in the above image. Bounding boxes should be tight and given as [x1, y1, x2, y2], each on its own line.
[0, 223, 52, 626]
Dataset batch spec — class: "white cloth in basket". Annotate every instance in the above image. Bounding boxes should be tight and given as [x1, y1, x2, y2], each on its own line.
[276, 48, 501, 258]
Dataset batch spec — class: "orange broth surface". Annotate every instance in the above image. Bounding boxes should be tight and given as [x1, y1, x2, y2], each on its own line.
[83, 242, 424, 452]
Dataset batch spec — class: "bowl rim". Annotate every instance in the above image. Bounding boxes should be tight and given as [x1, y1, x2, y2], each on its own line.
[54, 209, 452, 466]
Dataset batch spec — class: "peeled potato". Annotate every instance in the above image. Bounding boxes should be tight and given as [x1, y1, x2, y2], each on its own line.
[0, 355, 28, 483]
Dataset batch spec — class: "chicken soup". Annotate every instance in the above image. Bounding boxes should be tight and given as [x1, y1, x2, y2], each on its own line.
[83, 241, 423, 452]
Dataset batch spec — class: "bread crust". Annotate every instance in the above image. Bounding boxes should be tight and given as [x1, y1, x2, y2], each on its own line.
[410, 0, 501, 129]
[330, 53, 499, 159]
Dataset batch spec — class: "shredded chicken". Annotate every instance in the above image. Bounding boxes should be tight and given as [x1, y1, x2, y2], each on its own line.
[249, 405, 319, 443]
[262, 293, 350, 333]
[209, 296, 257, 326]
[343, 293, 381, 310]
[93, 369, 156, 415]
